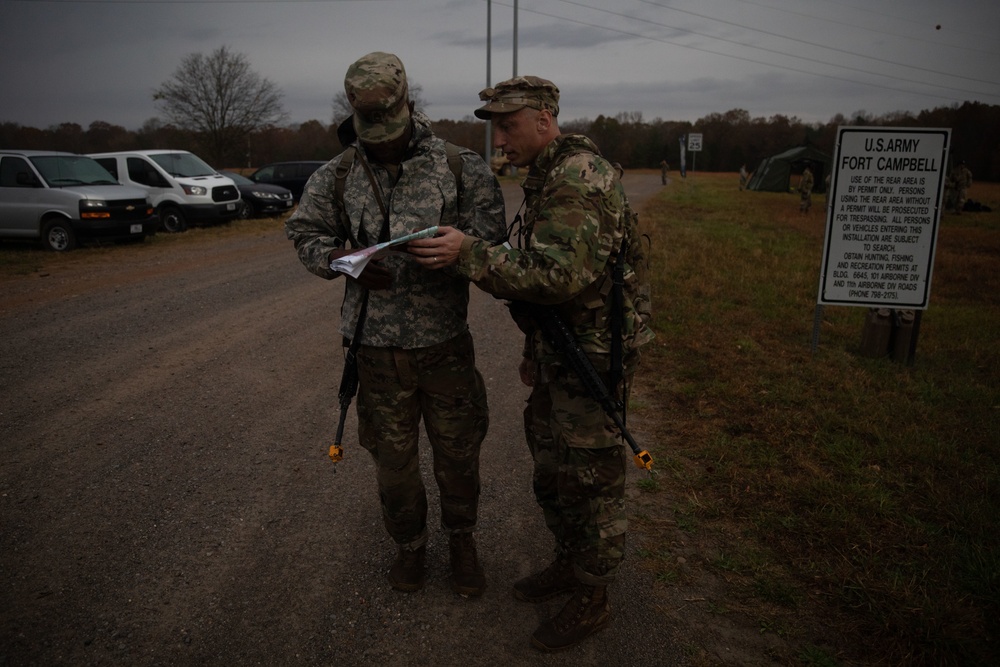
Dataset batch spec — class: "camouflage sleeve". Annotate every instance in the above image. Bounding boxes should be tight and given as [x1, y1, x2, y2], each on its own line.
[458, 152, 619, 304]
[284, 161, 346, 280]
[457, 150, 507, 245]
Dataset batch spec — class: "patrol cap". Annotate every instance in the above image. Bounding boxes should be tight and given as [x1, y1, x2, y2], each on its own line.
[344, 51, 410, 144]
[474, 76, 560, 120]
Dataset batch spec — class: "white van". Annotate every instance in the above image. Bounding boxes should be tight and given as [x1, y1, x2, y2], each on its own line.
[89, 150, 240, 232]
[0, 150, 156, 251]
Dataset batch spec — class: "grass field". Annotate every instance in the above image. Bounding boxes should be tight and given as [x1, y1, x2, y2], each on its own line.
[633, 172, 999, 665]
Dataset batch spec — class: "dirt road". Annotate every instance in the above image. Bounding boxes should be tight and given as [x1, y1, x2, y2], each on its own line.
[1, 174, 683, 665]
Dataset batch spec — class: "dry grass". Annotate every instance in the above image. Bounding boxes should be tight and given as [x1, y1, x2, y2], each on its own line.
[632, 173, 999, 665]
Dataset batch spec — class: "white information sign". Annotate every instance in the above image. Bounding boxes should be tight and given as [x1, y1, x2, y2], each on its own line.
[687, 133, 703, 152]
[818, 127, 950, 309]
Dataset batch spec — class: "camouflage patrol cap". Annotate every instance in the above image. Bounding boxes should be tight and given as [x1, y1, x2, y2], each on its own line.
[344, 51, 411, 144]
[474, 76, 560, 120]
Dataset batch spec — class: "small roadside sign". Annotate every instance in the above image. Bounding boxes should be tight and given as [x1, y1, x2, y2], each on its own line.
[687, 133, 703, 152]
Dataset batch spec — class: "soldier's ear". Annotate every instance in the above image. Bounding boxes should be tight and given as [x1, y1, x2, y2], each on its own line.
[536, 109, 552, 132]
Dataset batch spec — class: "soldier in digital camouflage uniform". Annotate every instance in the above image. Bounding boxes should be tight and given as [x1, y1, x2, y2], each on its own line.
[285, 52, 506, 597]
[409, 76, 654, 651]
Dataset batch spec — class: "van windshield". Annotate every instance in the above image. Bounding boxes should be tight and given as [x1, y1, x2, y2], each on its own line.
[31, 155, 119, 187]
[150, 152, 217, 178]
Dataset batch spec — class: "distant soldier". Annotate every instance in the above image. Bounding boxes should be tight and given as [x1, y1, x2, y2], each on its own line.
[798, 164, 814, 213]
[952, 161, 973, 214]
[943, 170, 956, 211]
[660, 159, 669, 185]
[739, 164, 748, 191]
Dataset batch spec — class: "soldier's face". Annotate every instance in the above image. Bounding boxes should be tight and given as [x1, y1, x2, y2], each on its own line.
[492, 107, 547, 167]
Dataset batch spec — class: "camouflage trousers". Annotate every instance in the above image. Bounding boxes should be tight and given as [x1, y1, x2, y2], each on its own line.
[356, 331, 489, 550]
[523, 359, 628, 586]
[799, 190, 812, 212]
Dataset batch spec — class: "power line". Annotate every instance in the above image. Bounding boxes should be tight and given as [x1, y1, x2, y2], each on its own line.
[622, 0, 1000, 89]
[490, 0, 998, 103]
[733, 0, 1000, 57]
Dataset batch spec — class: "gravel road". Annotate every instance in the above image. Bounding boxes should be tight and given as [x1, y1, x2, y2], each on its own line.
[0, 173, 684, 666]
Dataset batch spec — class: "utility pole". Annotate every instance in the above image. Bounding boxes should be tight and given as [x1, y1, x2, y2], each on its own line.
[512, 0, 518, 77]
[485, 0, 492, 164]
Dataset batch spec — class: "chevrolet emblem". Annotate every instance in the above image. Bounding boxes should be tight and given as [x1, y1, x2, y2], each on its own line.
[126, 205, 135, 211]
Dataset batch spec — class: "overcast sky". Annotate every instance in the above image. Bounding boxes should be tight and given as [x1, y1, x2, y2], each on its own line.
[1, 0, 998, 131]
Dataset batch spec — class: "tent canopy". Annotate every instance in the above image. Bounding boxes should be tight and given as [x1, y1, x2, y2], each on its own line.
[747, 145, 832, 193]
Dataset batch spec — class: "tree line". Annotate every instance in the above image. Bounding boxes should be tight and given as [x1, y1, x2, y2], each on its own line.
[2, 101, 996, 181]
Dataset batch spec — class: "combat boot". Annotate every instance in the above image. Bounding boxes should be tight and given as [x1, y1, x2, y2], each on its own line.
[449, 533, 486, 596]
[388, 545, 426, 592]
[530, 584, 610, 652]
[512, 557, 576, 603]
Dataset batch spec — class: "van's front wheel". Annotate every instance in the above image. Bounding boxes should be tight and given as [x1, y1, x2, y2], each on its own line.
[160, 206, 187, 233]
[41, 218, 77, 251]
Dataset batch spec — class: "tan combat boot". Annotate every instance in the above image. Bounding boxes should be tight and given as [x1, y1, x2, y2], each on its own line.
[388, 545, 426, 592]
[530, 584, 610, 652]
[512, 557, 576, 603]
[449, 533, 486, 596]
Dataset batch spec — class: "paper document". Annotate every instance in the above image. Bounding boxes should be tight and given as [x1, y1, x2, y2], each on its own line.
[329, 226, 438, 279]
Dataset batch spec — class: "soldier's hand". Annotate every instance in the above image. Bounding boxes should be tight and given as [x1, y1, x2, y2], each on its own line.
[407, 226, 465, 269]
[329, 249, 393, 290]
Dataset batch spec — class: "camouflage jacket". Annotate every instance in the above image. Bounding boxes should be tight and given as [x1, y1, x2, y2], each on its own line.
[799, 170, 814, 194]
[285, 111, 506, 348]
[456, 134, 654, 362]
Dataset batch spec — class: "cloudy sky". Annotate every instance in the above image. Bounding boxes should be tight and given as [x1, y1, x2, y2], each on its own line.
[1, 0, 998, 130]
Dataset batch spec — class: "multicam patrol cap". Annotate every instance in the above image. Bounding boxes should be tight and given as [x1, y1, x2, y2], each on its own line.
[344, 51, 411, 144]
[474, 76, 560, 120]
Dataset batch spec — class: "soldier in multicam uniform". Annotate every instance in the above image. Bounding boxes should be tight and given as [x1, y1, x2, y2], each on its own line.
[410, 76, 654, 651]
[285, 52, 506, 597]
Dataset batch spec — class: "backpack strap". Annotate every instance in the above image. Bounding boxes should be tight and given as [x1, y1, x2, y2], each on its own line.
[334, 146, 356, 207]
[333, 146, 360, 247]
[444, 141, 464, 202]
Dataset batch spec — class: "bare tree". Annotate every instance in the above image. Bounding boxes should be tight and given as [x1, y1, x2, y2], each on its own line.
[331, 81, 428, 127]
[153, 46, 287, 165]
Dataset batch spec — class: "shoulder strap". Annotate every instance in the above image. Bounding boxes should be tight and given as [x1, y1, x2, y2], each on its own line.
[333, 147, 358, 246]
[334, 145, 392, 245]
[334, 146, 357, 208]
[444, 141, 464, 197]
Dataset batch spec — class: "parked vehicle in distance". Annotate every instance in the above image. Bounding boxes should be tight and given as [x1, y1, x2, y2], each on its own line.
[219, 171, 294, 219]
[247, 161, 326, 202]
[89, 150, 240, 233]
[0, 150, 156, 251]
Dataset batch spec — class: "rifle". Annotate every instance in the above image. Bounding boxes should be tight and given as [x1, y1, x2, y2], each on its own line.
[514, 301, 653, 472]
[328, 147, 388, 469]
[330, 292, 369, 468]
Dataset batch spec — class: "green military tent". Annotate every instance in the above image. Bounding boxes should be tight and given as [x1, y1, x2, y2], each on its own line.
[747, 145, 832, 194]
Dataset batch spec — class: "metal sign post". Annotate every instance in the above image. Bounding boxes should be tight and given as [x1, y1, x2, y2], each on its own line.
[687, 133, 702, 173]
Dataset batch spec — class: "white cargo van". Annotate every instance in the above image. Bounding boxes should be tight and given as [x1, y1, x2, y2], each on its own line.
[0, 150, 157, 251]
[89, 150, 240, 232]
